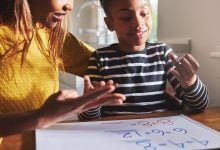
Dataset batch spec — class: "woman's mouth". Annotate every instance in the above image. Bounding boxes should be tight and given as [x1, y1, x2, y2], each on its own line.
[52, 13, 66, 22]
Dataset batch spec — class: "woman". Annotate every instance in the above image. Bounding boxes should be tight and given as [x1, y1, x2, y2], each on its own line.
[0, 0, 125, 138]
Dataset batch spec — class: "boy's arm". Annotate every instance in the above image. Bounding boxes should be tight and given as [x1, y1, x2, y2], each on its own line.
[78, 107, 101, 120]
[180, 76, 209, 111]
[78, 51, 103, 120]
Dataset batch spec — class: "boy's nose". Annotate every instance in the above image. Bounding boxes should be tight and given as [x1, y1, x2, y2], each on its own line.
[132, 15, 144, 28]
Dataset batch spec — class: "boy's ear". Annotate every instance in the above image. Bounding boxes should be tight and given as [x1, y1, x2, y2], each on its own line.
[104, 17, 114, 31]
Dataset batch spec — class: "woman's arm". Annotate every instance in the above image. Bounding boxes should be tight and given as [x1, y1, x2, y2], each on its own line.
[62, 33, 95, 77]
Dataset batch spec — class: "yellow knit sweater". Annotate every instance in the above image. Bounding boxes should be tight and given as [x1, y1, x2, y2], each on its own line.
[0, 25, 94, 113]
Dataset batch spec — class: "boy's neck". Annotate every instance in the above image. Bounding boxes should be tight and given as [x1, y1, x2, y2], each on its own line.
[116, 43, 146, 52]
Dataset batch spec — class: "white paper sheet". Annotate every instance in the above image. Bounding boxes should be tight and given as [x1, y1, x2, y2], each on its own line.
[36, 114, 220, 150]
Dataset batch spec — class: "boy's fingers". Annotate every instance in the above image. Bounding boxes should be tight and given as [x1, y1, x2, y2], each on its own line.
[168, 52, 179, 63]
[168, 52, 182, 70]
[84, 75, 94, 93]
[107, 80, 114, 86]
[75, 85, 116, 106]
[84, 75, 93, 90]
[180, 58, 197, 75]
[179, 58, 194, 75]
[92, 81, 106, 89]
[185, 54, 200, 71]
[169, 67, 181, 81]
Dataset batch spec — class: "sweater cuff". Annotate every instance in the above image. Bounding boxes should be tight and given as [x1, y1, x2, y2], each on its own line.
[182, 76, 200, 94]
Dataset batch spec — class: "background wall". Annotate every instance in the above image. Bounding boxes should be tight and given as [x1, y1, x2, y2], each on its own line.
[158, 0, 220, 106]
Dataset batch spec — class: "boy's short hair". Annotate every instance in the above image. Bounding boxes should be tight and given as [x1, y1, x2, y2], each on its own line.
[100, 0, 151, 16]
[99, 0, 113, 16]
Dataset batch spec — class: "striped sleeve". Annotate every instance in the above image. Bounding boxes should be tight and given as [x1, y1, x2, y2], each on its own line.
[181, 77, 209, 111]
[78, 51, 103, 120]
[78, 107, 101, 120]
[167, 73, 209, 112]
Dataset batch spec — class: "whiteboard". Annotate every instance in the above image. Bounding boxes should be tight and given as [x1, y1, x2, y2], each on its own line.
[36, 115, 220, 150]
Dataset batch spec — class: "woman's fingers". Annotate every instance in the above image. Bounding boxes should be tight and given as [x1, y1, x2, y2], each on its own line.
[82, 93, 125, 111]
[57, 90, 79, 101]
[39, 87, 124, 126]
[91, 93, 125, 106]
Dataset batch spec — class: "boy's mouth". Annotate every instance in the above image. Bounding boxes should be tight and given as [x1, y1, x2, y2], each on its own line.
[130, 29, 147, 38]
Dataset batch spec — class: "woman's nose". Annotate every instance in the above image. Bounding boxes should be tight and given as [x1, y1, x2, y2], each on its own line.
[63, 1, 73, 12]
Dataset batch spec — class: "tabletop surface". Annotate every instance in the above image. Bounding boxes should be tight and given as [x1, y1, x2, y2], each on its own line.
[1, 107, 220, 150]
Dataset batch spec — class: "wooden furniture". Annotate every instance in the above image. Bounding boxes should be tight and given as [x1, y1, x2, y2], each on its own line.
[1, 107, 220, 150]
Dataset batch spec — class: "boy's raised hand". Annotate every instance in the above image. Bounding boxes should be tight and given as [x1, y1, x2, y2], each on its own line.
[83, 75, 117, 94]
[83, 75, 125, 105]
[168, 53, 199, 89]
[83, 75, 106, 94]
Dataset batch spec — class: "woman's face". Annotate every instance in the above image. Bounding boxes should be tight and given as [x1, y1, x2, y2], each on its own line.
[29, 0, 73, 28]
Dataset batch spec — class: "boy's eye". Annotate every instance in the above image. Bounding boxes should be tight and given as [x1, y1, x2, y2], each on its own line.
[141, 12, 150, 17]
[141, 6, 151, 17]
[141, 9, 150, 17]
[120, 16, 132, 22]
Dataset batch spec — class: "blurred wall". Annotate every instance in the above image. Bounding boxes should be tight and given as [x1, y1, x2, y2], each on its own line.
[158, 0, 220, 106]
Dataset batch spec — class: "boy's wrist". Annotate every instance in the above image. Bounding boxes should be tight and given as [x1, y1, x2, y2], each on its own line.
[181, 75, 197, 89]
[182, 76, 198, 93]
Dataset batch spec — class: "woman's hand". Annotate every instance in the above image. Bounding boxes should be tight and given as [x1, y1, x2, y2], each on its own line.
[168, 53, 199, 89]
[37, 85, 125, 128]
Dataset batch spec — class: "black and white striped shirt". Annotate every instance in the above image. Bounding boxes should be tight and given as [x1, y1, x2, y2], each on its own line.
[79, 42, 209, 119]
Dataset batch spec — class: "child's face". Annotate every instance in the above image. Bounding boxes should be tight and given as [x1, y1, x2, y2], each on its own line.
[105, 0, 152, 51]
[30, 0, 73, 28]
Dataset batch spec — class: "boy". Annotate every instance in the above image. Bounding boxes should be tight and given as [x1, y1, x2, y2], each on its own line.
[78, 0, 208, 119]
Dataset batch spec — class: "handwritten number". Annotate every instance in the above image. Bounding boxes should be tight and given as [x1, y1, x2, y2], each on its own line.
[173, 128, 187, 134]
[151, 129, 165, 136]
[168, 140, 185, 148]
[191, 138, 209, 146]
[129, 140, 157, 150]
[137, 121, 152, 127]
[157, 119, 173, 125]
